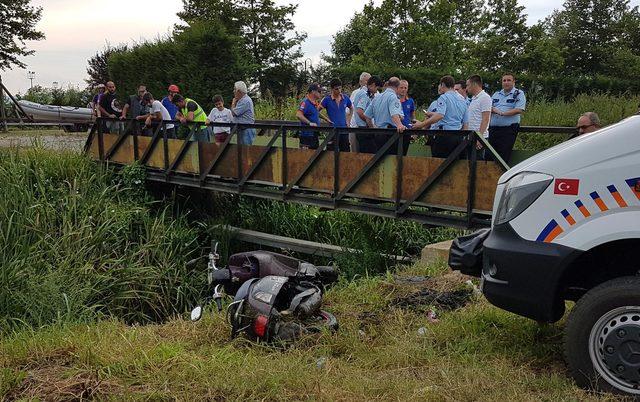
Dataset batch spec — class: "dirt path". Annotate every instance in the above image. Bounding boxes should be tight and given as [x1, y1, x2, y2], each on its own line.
[0, 130, 87, 152]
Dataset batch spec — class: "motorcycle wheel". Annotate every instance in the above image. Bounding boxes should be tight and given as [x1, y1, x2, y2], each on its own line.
[305, 310, 339, 333]
[272, 311, 339, 343]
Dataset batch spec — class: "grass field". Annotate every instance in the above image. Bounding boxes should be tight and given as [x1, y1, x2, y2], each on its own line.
[0, 262, 621, 401]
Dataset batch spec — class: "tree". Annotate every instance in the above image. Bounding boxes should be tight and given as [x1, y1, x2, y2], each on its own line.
[328, 0, 470, 71]
[85, 44, 128, 89]
[517, 24, 564, 76]
[0, 0, 45, 70]
[468, 0, 529, 73]
[177, 0, 306, 86]
[546, 0, 640, 77]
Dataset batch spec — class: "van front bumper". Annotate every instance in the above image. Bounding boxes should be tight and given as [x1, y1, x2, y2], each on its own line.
[481, 223, 581, 322]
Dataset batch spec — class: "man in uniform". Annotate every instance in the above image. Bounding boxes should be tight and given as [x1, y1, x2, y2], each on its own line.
[352, 75, 382, 153]
[349, 72, 371, 151]
[364, 76, 406, 154]
[488, 73, 526, 163]
[413, 75, 468, 158]
[454, 80, 470, 105]
[296, 83, 324, 149]
[172, 94, 209, 142]
[398, 79, 415, 155]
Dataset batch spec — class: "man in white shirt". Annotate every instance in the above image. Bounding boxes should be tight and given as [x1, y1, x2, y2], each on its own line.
[141, 92, 175, 137]
[206, 95, 234, 144]
[348, 72, 371, 152]
[464, 75, 492, 158]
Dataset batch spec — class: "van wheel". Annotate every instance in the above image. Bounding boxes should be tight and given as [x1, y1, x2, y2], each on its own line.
[564, 276, 640, 396]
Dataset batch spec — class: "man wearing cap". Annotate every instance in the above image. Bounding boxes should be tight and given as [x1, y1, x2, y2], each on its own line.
[120, 84, 149, 134]
[319, 78, 353, 152]
[296, 83, 324, 149]
[162, 85, 180, 122]
[364, 77, 406, 154]
[172, 94, 209, 142]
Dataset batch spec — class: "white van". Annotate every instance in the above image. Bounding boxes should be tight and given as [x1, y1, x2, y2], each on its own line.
[450, 115, 640, 396]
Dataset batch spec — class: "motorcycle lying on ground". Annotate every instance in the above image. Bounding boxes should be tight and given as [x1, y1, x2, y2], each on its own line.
[190, 242, 339, 343]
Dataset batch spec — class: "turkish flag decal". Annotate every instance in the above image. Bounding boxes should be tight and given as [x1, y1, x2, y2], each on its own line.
[554, 178, 580, 195]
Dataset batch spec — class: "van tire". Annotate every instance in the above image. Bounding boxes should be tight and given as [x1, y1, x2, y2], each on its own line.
[564, 276, 640, 396]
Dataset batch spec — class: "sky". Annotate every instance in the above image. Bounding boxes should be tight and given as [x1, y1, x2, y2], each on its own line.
[2, 0, 639, 95]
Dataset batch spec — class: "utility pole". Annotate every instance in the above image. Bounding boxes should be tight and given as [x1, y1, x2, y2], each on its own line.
[0, 75, 7, 133]
[28, 71, 35, 89]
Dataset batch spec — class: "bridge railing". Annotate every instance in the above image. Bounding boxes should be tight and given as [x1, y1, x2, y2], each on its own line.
[85, 117, 521, 229]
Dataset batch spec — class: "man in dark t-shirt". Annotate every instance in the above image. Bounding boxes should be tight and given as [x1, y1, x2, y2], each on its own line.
[98, 81, 124, 133]
[121, 85, 148, 134]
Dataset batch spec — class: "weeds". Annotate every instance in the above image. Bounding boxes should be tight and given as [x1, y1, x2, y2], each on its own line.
[0, 148, 205, 332]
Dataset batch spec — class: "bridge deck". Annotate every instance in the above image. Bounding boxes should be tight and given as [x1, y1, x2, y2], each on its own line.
[85, 119, 512, 228]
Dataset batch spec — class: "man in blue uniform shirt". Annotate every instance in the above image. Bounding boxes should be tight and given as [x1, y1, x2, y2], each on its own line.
[295, 83, 324, 149]
[414, 75, 468, 158]
[320, 78, 353, 151]
[488, 73, 526, 163]
[398, 79, 416, 155]
[353, 75, 382, 153]
[364, 77, 406, 154]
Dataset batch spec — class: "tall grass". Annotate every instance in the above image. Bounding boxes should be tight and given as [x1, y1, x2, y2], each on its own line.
[0, 149, 205, 331]
[177, 193, 458, 278]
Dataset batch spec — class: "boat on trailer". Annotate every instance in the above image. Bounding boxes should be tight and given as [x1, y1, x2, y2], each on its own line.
[17, 100, 93, 131]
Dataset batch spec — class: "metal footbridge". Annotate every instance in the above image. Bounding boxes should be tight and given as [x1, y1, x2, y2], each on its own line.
[84, 118, 574, 229]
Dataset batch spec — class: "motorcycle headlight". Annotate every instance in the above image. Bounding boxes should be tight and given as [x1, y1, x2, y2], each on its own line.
[494, 172, 553, 226]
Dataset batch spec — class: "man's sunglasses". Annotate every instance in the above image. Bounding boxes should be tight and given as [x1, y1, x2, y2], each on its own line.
[576, 124, 595, 130]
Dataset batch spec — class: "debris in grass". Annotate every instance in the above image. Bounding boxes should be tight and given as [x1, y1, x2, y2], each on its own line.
[465, 280, 482, 296]
[393, 275, 431, 284]
[389, 287, 473, 312]
[417, 327, 427, 336]
[316, 357, 327, 369]
[427, 309, 439, 323]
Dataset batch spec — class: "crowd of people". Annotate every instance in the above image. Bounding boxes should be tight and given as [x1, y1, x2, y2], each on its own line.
[90, 80, 255, 145]
[89, 72, 607, 164]
[295, 72, 526, 162]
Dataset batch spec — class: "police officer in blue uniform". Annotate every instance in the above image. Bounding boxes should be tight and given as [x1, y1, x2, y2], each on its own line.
[364, 77, 406, 154]
[488, 73, 526, 163]
[295, 83, 324, 149]
[354, 75, 382, 153]
[413, 75, 468, 158]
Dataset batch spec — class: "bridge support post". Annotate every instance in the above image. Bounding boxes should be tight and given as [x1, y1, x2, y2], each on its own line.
[0, 75, 7, 133]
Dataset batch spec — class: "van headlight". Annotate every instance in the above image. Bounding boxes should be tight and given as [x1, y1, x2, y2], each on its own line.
[494, 172, 553, 226]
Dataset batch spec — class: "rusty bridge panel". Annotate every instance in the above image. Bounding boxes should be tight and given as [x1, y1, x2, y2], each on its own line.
[89, 133, 502, 213]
